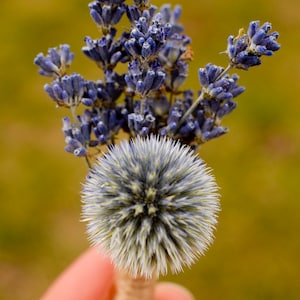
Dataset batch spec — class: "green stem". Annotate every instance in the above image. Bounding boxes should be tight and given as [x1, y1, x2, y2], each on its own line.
[85, 155, 92, 169]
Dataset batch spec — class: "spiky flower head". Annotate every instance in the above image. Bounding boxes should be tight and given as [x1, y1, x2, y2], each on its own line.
[82, 135, 220, 278]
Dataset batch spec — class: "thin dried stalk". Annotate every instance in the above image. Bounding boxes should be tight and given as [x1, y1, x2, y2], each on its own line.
[113, 270, 156, 300]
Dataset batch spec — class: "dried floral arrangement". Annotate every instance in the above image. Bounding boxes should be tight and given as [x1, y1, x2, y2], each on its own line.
[34, 0, 280, 299]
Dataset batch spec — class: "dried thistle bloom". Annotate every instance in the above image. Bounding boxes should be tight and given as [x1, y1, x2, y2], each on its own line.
[82, 135, 220, 279]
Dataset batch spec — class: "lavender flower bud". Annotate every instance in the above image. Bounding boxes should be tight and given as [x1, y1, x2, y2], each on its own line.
[64, 136, 87, 157]
[88, 0, 126, 31]
[202, 126, 228, 141]
[82, 31, 129, 70]
[133, 0, 150, 8]
[198, 64, 245, 100]
[44, 73, 84, 108]
[226, 21, 280, 70]
[82, 135, 220, 278]
[125, 59, 165, 97]
[34, 44, 74, 78]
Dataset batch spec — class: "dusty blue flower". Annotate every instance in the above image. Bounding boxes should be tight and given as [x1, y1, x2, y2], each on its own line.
[81, 80, 99, 107]
[81, 71, 125, 108]
[126, 4, 157, 24]
[44, 73, 85, 111]
[159, 4, 182, 30]
[127, 101, 156, 136]
[159, 87, 232, 145]
[248, 21, 280, 54]
[34, 44, 74, 78]
[170, 63, 244, 145]
[88, 0, 126, 33]
[91, 108, 124, 144]
[82, 30, 130, 70]
[124, 13, 171, 60]
[82, 135, 220, 278]
[198, 63, 245, 100]
[125, 59, 165, 97]
[62, 117, 89, 157]
[226, 20, 280, 70]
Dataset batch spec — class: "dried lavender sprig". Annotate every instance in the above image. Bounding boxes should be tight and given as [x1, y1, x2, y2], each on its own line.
[176, 64, 244, 132]
[33, 3, 192, 158]
[34, 1, 280, 159]
[177, 20, 280, 132]
[227, 21, 280, 70]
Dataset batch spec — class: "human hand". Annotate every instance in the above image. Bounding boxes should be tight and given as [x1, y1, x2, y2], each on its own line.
[41, 247, 194, 300]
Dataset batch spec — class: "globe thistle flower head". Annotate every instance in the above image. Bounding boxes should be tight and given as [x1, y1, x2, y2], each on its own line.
[82, 135, 220, 278]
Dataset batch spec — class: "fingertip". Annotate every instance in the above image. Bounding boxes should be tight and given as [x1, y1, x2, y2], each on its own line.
[155, 282, 195, 300]
[41, 247, 114, 300]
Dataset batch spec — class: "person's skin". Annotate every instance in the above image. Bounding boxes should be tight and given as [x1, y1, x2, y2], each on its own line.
[41, 247, 194, 300]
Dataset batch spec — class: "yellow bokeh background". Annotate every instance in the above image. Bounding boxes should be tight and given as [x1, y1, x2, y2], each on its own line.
[0, 0, 299, 299]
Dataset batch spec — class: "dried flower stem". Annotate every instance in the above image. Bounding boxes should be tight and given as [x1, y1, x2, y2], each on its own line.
[114, 270, 156, 300]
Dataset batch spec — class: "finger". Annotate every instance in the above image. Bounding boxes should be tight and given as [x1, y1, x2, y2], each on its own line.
[41, 247, 114, 300]
[154, 282, 195, 300]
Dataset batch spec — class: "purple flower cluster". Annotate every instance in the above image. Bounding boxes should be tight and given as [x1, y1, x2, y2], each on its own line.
[34, 44, 74, 77]
[227, 21, 280, 70]
[34, 0, 280, 160]
[89, 0, 126, 33]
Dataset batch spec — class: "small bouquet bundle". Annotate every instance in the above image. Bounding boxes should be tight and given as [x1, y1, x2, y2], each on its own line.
[34, 1, 280, 299]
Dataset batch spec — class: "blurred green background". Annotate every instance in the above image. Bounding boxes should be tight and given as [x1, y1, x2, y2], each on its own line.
[0, 0, 299, 299]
